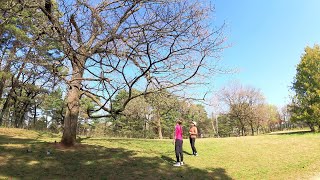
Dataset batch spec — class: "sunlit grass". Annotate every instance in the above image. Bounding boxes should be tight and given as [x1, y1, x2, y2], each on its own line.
[0, 128, 319, 179]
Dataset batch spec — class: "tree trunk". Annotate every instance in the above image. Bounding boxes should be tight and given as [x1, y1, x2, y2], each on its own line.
[250, 125, 254, 136]
[0, 62, 25, 126]
[0, 47, 15, 104]
[0, 63, 10, 101]
[0, 95, 11, 126]
[308, 123, 315, 132]
[17, 106, 28, 128]
[211, 113, 217, 136]
[33, 104, 37, 128]
[13, 99, 20, 128]
[61, 60, 84, 146]
[61, 85, 81, 146]
[156, 110, 163, 139]
[256, 126, 260, 135]
[14, 89, 28, 128]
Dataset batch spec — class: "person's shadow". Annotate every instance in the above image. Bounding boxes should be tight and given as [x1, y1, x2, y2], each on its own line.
[183, 150, 193, 155]
[160, 155, 175, 163]
[160, 155, 233, 179]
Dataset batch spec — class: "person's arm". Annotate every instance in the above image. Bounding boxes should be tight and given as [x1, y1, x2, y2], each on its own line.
[173, 126, 176, 144]
[190, 127, 197, 136]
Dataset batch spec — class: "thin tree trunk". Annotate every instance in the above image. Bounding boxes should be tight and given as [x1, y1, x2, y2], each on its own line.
[17, 105, 28, 128]
[241, 127, 245, 136]
[0, 62, 11, 100]
[0, 95, 12, 126]
[308, 123, 315, 132]
[256, 125, 260, 135]
[211, 113, 217, 135]
[14, 88, 27, 128]
[0, 62, 25, 126]
[13, 99, 19, 128]
[33, 104, 37, 128]
[0, 46, 15, 104]
[156, 110, 163, 139]
[251, 125, 254, 136]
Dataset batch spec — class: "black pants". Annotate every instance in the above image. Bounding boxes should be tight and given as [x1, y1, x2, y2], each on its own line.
[189, 137, 197, 155]
[175, 139, 183, 162]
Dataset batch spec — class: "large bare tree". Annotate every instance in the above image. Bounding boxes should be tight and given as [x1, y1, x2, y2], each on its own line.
[26, 0, 227, 146]
[218, 82, 265, 136]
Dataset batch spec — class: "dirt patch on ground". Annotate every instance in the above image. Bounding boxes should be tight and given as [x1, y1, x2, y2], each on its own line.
[0, 156, 7, 165]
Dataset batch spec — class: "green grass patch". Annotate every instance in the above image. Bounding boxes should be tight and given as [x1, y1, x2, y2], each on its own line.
[0, 128, 320, 179]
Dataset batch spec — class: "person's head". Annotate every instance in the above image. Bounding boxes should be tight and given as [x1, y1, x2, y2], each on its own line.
[176, 119, 182, 125]
[191, 121, 197, 126]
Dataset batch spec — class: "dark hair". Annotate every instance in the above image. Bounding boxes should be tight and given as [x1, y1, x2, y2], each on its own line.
[176, 119, 182, 125]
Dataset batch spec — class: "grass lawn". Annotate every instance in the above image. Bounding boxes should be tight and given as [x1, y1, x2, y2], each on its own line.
[0, 128, 320, 179]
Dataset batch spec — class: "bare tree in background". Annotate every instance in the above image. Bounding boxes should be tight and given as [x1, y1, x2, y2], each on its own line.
[27, 0, 227, 146]
[218, 82, 265, 136]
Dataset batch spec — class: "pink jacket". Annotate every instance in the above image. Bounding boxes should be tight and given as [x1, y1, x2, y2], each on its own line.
[175, 124, 183, 140]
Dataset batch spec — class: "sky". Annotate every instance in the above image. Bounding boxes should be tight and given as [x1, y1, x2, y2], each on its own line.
[206, 0, 320, 111]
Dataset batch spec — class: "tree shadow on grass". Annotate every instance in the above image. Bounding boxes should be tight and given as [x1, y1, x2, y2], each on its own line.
[210, 168, 233, 180]
[0, 135, 233, 180]
[76, 136, 91, 143]
[268, 130, 312, 136]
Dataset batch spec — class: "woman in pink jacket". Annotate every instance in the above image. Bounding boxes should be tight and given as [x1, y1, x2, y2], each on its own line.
[173, 119, 184, 166]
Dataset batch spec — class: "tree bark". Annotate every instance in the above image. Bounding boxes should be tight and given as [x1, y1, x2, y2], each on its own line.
[0, 46, 16, 106]
[211, 113, 217, 135]
[33, 104, 37, 128]
[0, 62, 11, 102]
[241, 127, 245, 136]
[156, 110, 163, 139]
[308, 123, 315, 132]
[61, 84, 81, 146]
[17, 103, 29, 128]
[251, 126, 254, 136]
[0, 62, 25, 126]
[61, 59, 84, 146]
[0, 94, 12, 126]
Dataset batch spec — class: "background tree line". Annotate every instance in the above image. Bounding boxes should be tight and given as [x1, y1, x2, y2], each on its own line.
[211, 82, 298, 137]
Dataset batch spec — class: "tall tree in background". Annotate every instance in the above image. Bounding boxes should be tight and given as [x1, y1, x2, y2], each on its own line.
[290, 45, 320, 132]
[146, 90, 180, 139]
[40, 88, 65, 130]
[218, 82, 265, 136]
[28, 0, 227, 146]
[186, 104, 211, 137]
